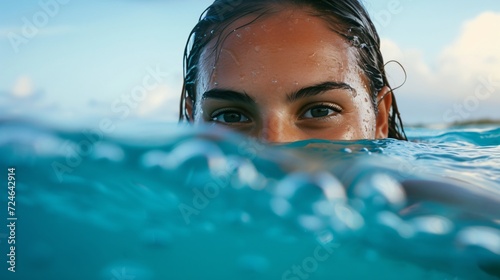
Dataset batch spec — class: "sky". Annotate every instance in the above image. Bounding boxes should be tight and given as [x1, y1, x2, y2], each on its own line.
[1, 0, 499, 126]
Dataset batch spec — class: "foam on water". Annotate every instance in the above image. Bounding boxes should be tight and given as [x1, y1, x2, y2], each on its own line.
[0, 121, 499, 280]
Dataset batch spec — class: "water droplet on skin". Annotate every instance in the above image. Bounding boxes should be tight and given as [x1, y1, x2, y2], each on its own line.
[236, 33, 242, 38]
[261, 24, 271, 32]
[214, 82, 219, 86]
[271, 79, 278, 84]
[249, 71, 260, 80]
[251, 71, 260, 82]
[352, 36, 361, 47]
[221, 49, 241, 66]
[293, 81, 299, 86]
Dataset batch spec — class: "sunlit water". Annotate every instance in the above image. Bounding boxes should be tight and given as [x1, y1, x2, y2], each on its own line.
[0, 120, 499, 280]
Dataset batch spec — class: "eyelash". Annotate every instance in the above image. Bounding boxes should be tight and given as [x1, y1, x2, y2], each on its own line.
[210, 108, 251, 124]
[209, 103, 342, 124]
[300, 103, 343, 120]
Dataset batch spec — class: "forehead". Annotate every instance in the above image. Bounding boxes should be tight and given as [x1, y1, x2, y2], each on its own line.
[198, 8, 359, 90]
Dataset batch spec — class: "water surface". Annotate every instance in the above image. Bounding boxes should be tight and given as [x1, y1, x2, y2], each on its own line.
[0, 121, 499, 280]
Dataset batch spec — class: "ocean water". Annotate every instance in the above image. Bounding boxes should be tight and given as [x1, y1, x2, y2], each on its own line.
[0, 120, 499, 280]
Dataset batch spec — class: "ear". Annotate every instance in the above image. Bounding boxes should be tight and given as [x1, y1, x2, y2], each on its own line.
[185, 95, 194, 122]
[375, 86, 392, 139]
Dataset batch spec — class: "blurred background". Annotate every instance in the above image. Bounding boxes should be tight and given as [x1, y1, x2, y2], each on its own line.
[1, 0, 499, 127]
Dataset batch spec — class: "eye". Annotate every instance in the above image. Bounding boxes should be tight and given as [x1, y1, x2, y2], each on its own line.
[301, 104, 342, 119]
[211, 110, 250, 124]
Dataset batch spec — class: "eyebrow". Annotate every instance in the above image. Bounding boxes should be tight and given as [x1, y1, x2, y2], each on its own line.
[202, 89, 256, 104]
[287, 81, 355, 102]
[201, 81, 354, 104]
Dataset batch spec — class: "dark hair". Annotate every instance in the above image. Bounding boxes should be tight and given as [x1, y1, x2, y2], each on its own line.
[179, 0, 407, 140]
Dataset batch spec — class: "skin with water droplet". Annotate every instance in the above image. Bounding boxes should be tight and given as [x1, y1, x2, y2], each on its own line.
[195, 9, 391, 141]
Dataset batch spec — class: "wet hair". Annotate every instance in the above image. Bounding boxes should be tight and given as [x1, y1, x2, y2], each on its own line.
[179, 0, 407, 140]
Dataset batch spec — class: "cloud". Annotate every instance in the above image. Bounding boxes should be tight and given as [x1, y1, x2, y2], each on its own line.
[12, 76, 35, 97]
[381, 12, 500, 124]
[0, 75, 67, 122]
[440, 12, 500, 82]
[136, 84, 179, 120]
[0, 73, 182, 126]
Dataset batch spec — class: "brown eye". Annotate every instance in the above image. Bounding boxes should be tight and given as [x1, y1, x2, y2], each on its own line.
[310, 107, 330, 117]
[302, 105, 342, 119]
[211, 110, 250, 123]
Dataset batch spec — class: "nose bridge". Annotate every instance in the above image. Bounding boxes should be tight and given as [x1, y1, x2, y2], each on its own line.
[259, 112, 292, 143]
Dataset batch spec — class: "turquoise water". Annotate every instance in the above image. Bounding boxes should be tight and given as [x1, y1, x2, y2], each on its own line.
[0, 121, 499, 280]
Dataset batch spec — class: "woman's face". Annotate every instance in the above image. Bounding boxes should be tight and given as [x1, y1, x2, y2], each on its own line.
[193, 9, 390, 142]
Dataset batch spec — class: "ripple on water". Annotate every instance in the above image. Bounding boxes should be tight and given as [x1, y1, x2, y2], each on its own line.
[1, 122, 499, 279]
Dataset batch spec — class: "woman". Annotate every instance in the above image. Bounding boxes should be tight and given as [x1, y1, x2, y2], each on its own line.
[179, 0, 407, 141]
